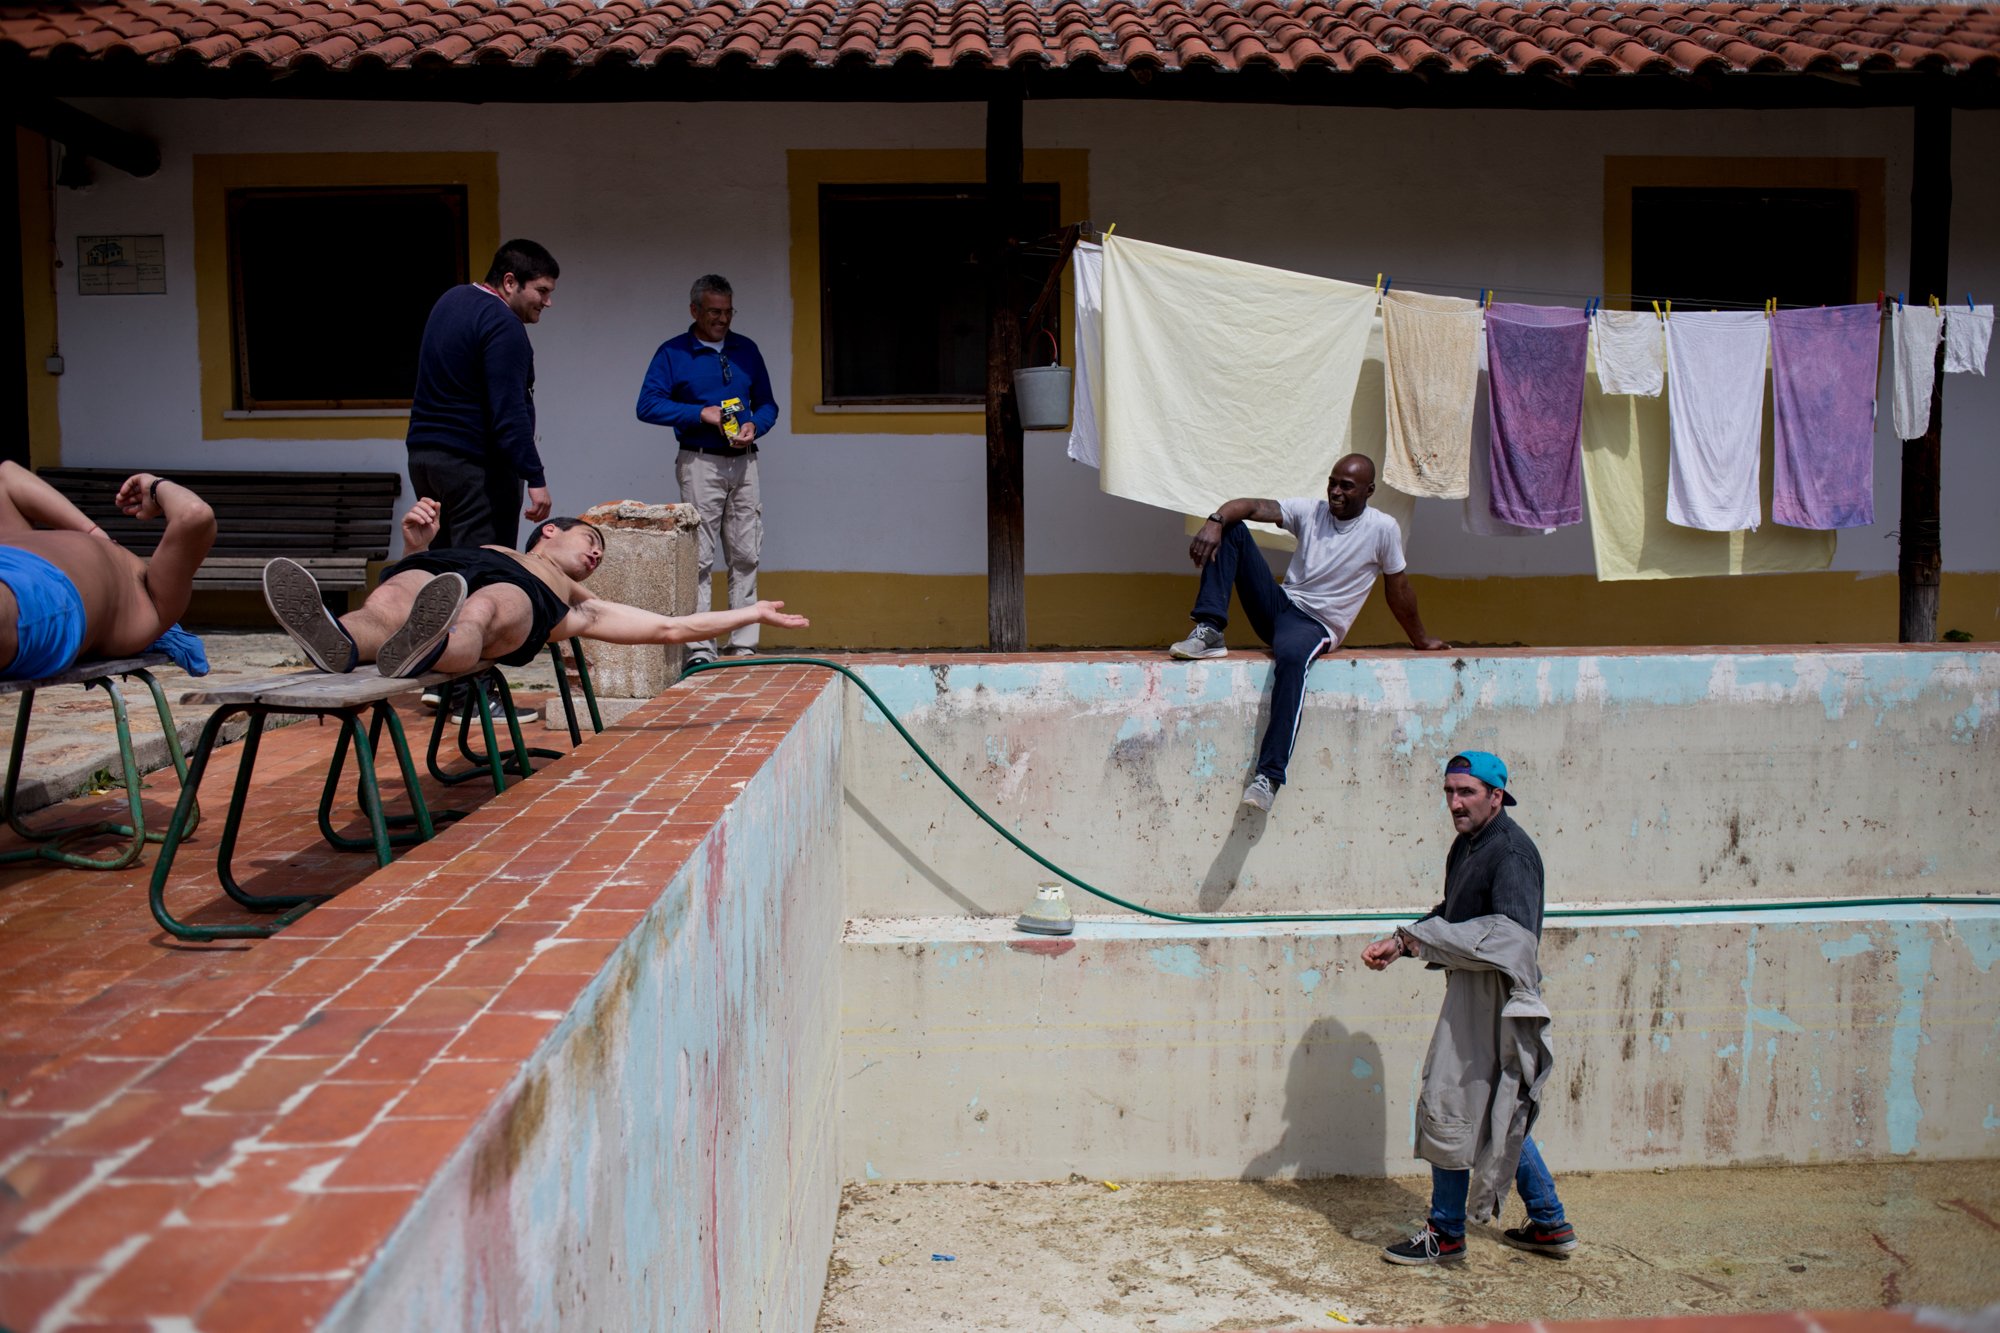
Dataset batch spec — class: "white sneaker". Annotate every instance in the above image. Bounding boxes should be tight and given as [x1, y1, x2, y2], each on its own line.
[1242, 775, 1276, 812]
[1169, 623, 1227, 660]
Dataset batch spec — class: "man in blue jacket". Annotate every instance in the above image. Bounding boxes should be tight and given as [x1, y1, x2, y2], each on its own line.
[406, 239, 560, 553]
[636, 273, 780, 664]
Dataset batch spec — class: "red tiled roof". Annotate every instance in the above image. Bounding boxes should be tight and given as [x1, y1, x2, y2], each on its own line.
[2, 0, 1998, 81]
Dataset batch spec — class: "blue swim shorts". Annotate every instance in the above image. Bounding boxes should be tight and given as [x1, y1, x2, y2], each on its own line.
[0, 546, 87, 680]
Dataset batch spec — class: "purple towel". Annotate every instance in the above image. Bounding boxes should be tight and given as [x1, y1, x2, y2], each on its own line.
[1485, 303, 1589, 528]
[1770, 304, 1880, 529]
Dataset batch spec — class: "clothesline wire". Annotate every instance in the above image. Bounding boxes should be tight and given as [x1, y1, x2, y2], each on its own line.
[1051, 225, 1951, 315]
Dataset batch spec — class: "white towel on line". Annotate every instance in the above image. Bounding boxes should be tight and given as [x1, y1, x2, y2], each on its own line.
[1944, 304, 1993, 376]
[1891, 305, 1944, 437]
[1590, 309, 1666, 397]
[1664, 311, 1769, 532]
[1065, 241, 1106, 467]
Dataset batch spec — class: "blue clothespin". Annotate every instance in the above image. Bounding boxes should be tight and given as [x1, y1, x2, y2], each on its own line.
[1971, 292, 1979, 311]
[1897, 291, 1906, 311]
[1382, 276, 1394, 296]
[1478, 288, 1487, 309]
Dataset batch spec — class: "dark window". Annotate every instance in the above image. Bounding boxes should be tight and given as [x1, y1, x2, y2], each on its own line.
[227, 185, 469, 411]
[1632, 187, 1859, 309]
[819, 183, 1061, 404]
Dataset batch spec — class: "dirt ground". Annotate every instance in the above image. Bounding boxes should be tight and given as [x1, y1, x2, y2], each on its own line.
[816, 1160, 2000, 1330]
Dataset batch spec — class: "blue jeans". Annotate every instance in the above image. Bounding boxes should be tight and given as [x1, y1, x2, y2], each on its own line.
[1428, 1136, 1565, 1239]
[1188, 523, 1335, 787]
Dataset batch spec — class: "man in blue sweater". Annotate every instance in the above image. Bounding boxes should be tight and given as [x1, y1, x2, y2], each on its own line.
[636, 274, 780, 664]
[406, 239, 560, 553]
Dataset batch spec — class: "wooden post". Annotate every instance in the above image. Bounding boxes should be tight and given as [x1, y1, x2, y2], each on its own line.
[1899, 100, 1950, 644]
[0, 128, 28, 468]
[984, 82, 1026, 652]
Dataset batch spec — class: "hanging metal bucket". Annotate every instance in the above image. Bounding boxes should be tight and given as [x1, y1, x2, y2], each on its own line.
[1013, 363, 1075, 431]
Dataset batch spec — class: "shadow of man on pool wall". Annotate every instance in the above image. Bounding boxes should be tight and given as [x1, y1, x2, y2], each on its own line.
[1242, 1015, 1430, 1241]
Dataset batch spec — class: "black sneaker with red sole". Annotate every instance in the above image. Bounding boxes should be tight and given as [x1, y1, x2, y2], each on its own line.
[1382, 1224, 1467, 1266]
[1500, 1219, 1579, 1258]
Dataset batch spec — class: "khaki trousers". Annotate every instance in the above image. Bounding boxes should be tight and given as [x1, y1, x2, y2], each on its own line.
[674, 448, 763, 653]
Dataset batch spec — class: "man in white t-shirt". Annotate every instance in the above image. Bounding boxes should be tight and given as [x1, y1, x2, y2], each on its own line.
[1169, 454, 1448, 812]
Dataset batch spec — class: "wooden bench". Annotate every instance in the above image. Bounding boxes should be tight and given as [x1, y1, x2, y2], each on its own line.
[38, 467, 402, 610]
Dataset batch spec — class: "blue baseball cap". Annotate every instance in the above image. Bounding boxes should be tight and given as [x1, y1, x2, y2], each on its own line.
[1446, 751, 1517, 806]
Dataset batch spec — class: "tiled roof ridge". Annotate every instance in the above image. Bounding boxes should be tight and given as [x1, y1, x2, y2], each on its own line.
[3, 0, 1998, 76]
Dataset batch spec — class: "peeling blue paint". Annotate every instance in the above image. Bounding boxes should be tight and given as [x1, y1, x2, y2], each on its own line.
[1298, 968, 1322, 995]
[1716, 1043, 1739, 1059]
[1191, 739, 1218, 782]
[1747, 1006, 1802, 1033]
[1887, 923, 1933, 1154]
[1149, 944, 1212, 978]
[1351, 1057, 1375, 1080]
[865, 1161, 882, 1180]
[1822, 933, 1874, 962]
[1962, 921, 2000, 974]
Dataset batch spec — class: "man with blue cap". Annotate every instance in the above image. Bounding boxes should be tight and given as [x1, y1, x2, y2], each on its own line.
[1362, 750, 1578, 1266]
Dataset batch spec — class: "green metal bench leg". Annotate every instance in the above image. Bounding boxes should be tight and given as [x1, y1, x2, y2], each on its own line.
[132, 668, 200, 840]
[319, 705, 447, 851]
[0, 680, 147, 871]
[546, 639, 604, 745]
[148, 705, 318, 941]
[213, 712, 320, 910]
[426, 672, 552, 788]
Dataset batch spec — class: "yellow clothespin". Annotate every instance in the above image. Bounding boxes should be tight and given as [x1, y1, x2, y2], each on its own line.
[1930, 294, 1940, 315]
[1484, 289, 1495, 310]
[1104, 222, 1116, 237]
[1651, 299, 1663, 321]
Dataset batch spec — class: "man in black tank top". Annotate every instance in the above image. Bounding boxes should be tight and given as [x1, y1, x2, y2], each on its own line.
[262, 497, 807, 678]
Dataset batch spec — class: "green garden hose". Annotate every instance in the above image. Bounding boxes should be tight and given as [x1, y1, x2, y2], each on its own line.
[682, 656, 1996, 926]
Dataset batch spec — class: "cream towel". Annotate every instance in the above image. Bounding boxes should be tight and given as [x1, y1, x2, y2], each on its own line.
[1945, 304, 1993, 376]
[1381, 290, 1482, 500]
[1581, 356, 1833, 582]
[1065, 241, 1105, 468]
[1100, 235, 1377, 523]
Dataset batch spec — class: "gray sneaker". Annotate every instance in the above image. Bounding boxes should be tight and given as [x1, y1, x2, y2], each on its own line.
[1169, 623, 1227, 660]
[262, 558, 358, 673]
[377, 573, 468, 677]
[1242, 774, 1276, 812]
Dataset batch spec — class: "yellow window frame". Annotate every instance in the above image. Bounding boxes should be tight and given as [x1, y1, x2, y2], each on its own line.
[1604, 156, 1885, 310]
[787, 148, 1089, 436]
[193, 152, 500, 441]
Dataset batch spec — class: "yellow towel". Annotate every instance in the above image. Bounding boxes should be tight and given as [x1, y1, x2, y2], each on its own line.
[1580, 364, 1833, 581]
[1381, 290, 1482, 500]
[1101, 236, 1377, 525]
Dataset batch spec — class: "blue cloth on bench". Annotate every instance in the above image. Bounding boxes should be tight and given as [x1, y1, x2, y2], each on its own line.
[148, 623, 210, 677]
[0, 546, 87, 680]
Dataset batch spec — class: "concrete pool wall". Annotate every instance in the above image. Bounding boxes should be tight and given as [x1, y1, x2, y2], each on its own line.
[835, 650, 1999, 1181]
[321, 648, 1993, 1329]
[328, 682, 846, 1332]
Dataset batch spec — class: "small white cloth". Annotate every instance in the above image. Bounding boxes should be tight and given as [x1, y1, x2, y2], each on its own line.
[1891, 306, 1944, 437]
[1065, 241, 1105, 468]
[1944, 304, 1993, 377]
[1664, 311, 1769, 532]
[1590, 309, 1666, 397]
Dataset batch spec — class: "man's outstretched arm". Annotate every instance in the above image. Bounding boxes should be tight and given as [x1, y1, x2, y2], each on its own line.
[116, 473, 215, 629]
[564, 597, 808, 647]
[1189, 497, 1281, 566]
[1383, 571, 1448, 651]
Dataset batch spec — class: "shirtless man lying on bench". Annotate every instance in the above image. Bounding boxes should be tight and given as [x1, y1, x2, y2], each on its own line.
[0, 462, 216, 680]
[262, 497, 808, 677]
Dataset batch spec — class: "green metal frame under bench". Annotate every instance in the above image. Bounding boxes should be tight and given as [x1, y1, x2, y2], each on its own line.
[1, 654, 199, 871]
[149, 640, 603, 941]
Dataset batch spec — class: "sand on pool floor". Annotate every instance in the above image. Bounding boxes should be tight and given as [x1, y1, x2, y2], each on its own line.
[816, 1160, 2000, 1330]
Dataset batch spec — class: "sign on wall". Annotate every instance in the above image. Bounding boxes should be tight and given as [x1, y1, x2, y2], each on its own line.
[77, 235, 166, 295]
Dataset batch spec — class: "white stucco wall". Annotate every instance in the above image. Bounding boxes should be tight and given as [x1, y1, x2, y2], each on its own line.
[46, 99, 2000, 579]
